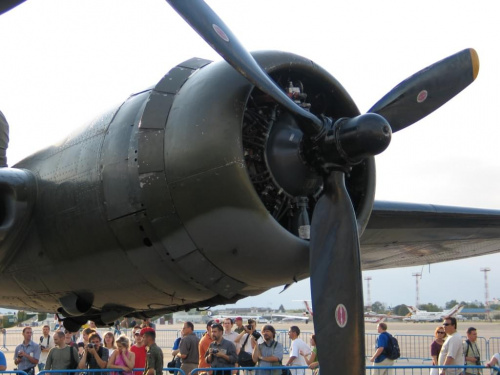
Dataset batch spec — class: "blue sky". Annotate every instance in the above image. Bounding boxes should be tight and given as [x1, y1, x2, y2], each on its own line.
[0, 0, 499, 313]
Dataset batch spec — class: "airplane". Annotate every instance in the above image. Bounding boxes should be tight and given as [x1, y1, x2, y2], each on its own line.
[209, 314, 269, 324]
[301, 299, 405, 323]
[1, 1, 500, 374]
[404, 304, 464, 322]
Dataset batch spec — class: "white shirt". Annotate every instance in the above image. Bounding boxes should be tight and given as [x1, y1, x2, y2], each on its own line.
[289, 338, 311, 375]
[438, 331, 464, 374]
[39, 334, 55, 364]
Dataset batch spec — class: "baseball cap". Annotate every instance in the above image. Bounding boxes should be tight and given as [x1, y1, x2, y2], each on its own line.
[140, 327, 155, 336]
[235, 317, 243, 321]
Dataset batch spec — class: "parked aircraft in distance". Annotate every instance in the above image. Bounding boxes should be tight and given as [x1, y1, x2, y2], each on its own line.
[404, 304, 464, 322]
[300, 300, 406, 323]
[209, 313, 269, 324]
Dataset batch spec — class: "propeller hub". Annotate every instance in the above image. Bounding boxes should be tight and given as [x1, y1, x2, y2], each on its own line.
[319, 113, 392, 168]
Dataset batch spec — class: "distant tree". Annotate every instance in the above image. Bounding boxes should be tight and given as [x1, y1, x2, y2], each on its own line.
[371, 301, 386, 313]
[392, 304, 409, 316]
[278, 304, 286, 313]
[17, 310, 27, 323]
[418, 303, 440, 312]
[38, 312, 47, 322]
[445, 300, 459, 309]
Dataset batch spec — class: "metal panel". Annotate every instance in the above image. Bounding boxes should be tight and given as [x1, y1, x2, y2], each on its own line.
[140, 92, 175, 130]
[101, 91, 150, 220]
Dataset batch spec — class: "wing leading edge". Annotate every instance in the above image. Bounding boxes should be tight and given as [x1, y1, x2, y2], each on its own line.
[360, 201, 500, 270]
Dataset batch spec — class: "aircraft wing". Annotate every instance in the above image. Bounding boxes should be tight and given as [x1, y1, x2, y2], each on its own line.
[272, 314, 310, 321]
[360, 201, 500, 270]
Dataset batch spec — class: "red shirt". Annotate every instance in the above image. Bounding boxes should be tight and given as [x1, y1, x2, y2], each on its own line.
[130, 344, 147, 375]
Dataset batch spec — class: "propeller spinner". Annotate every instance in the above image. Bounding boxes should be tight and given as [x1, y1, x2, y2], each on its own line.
[166, 0, 479, 373]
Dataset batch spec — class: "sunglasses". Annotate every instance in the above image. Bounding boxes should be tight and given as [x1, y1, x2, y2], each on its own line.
[437, 331, 445, 334]
[442, 323, 452, 326]
[134, 333, 140, 336]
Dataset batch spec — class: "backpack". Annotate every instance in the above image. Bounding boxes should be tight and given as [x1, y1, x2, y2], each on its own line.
[383, 332, 400, 360]
[69, 346, 79, 369]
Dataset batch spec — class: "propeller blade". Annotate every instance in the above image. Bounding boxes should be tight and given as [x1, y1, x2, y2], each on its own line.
[165, 0, 323, 136]
[369, 48, 479, 132]
[310, 171, 365, 375]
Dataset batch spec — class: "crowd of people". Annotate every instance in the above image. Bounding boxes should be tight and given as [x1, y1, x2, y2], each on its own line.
[3, 317, 500, 375]
[0, 320, 161, 375]
[168, 318, 318, 375]
[370, 317, 500, 375]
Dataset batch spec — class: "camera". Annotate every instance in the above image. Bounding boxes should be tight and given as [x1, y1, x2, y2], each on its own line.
[475, 356, 480, 365]
[211, 349, 219, 354]
[40, 345, 45, 350]
[88, 343, 94, 349]
[251, 331, 262, 340]
[246, 324, 253, 330]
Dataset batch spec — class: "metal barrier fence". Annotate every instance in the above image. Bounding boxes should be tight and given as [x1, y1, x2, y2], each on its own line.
[2, 329, 499, 362]
[490, 337, 500, 360]
[2, 365, 500, 375]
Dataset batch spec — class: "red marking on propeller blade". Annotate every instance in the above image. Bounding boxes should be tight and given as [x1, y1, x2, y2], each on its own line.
[335, 304, 348, 328]
[212, 24, 229, 42]
[417, 90, 428, 103]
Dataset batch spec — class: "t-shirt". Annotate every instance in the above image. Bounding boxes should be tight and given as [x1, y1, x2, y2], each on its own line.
[431, 340, 443, 358]
[84, 346, 109, 375]
[198, 333, 213, 369]
[39, 335, 56, 364]
[0, 351, 6, 370]
[45, 346, 79, 375]
[289, 338, 310, 375]
[438, 332, 464, 374]
[143, 343, 163, 375]
[375, 332, 390, 363]
[130, 345, 147, 375]
[179, 333, 199, 364]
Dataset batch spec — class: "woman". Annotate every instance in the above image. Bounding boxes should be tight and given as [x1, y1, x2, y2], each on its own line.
[103, 331, 117, 357]
[108, 335, 136, 375]
[430, 326, 446, 375]
[301, 334, 319, 375]
[80, 327, 96, 346]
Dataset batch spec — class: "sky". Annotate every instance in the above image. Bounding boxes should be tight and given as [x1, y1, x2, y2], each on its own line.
[0, 0, 499, 312]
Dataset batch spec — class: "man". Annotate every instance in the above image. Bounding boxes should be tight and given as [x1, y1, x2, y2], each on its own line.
[64, 330, 78, 347]
[370, 322, 394, 375]
[252, 325, 283, 375]
[177, 321, 200, 375]
[39, 324, 56, 371]
[285, 326, 310, 375]
[235, 319, 262, 354]
[439, 317, 464, 375]
[198, 320, 214, 374]
[14, 327, 41, 375]
[144, 318, 156, 330]
[77, 332, 109, 375]
[234, 317, 245, 334]
[222, 318, 239, 345]
[131, 326, 147, 375]
[463, 327, 481, 375]
[142, 327, 163, 375]
[206, 323, 237, 375]
[45, 330, 79, 375]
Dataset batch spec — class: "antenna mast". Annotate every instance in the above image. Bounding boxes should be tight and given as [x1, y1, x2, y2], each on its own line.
[412, 272, 422, 308]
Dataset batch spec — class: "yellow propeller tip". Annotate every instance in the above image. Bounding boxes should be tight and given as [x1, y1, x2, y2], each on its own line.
[469, 48, 480, 80]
